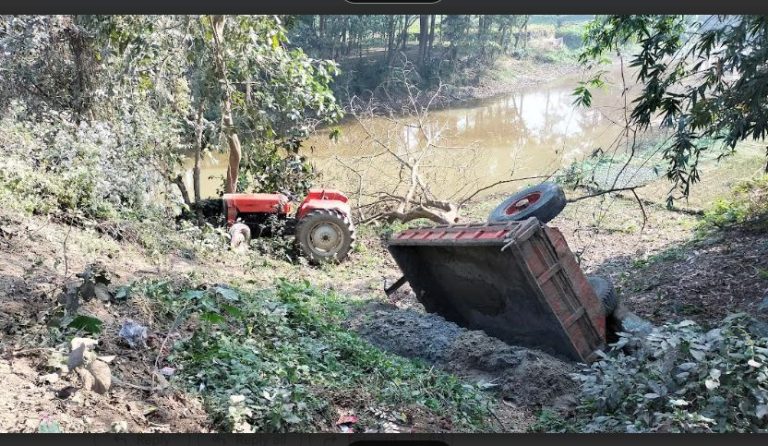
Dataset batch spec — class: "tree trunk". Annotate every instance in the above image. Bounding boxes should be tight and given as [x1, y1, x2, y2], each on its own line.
[66, 16, 93, 124]
[386, 16, 396, 65]
[400, 15, 409, 51]
[173, 175, 192, 208]
[478, 16, 487, 60]
[210, 15, 242, 194]
[341, 17, 349, 57]
[499, 23, 509, 55]
[521, 16, 530, 49]
[418, 15, 429, 70]
[319, 16, 326, 56]
[428, 15, 436, 60]
[192, 101, 205, 207]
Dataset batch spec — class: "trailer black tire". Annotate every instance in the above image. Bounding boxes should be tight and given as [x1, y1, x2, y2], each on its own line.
[588, 275, 624, 343]
[488, 182, 566, 224]
[588, 276, 618, 315]
[295, 209, 355, 264]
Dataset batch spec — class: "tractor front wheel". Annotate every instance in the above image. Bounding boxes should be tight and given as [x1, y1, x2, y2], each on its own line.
[295, 210, 355, 264]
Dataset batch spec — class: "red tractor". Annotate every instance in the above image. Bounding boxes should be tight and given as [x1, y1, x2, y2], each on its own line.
[222, 188, 356, 263]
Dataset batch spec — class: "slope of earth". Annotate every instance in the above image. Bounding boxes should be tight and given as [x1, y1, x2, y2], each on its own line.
[2, 176, 766, 432]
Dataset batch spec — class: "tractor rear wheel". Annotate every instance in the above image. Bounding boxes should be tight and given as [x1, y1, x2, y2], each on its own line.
[295, 210, 355, 264]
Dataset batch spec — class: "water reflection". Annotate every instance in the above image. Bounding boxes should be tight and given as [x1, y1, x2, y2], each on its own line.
[186, 71, 628, 199]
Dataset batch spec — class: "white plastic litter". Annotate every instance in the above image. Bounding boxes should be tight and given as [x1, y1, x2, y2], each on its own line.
[119, 320, 148, 349]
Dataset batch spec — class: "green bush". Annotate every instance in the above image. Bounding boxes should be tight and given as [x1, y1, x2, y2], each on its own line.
[700, 175, 768, 231]
[556, 25, 585, 50]
[572, 315, 768, 432]
[0, 110, 175, 221]
[151, 279, 493, 432]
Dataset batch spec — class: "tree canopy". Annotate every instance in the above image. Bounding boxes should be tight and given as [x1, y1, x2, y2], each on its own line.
[576, 15, 768, 203]
[0, 15, 342, 219]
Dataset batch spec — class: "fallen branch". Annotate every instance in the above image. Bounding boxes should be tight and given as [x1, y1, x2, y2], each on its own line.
[383, 203, 459, 225]
[631, 188, 648, 230]
[567, 184, 704, 216]
[567, 185, 647, 203]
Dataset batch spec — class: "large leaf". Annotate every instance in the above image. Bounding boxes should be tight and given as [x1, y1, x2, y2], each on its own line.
[68, 315, 103, 334]
[214, 286, 240, 301]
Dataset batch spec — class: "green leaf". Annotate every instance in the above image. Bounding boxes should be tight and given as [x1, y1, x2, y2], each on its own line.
[114, 286, 131, 301]
[221, 304, 243, 318]
[214, 286, 240, 301]
[68, 315, 103, 334]
[201, 311, 226, 325]
[182, 290, 205, 300]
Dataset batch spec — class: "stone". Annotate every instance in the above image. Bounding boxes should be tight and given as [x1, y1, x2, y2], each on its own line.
[93, 283, 112, 302]
[87, 360, 111, 394]
[40, 373, 59, 384]
[757, 295, 768, 314]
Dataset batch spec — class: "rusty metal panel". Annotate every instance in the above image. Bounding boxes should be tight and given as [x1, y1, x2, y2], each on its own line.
[387, 218, 606, 362]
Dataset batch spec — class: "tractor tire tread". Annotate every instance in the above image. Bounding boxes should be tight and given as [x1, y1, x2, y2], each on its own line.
[295, 209, 355, 264]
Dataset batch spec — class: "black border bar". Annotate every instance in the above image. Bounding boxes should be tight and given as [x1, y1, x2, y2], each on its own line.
[0, 0, 766, 15]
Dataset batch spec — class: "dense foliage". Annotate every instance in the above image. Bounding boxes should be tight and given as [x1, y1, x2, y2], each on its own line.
[701, 174, 768, 231]
[0, 15, 341, 220]
[572, 315, 768, 432]
[576, 15, 768, 204]
[141, 279, 493, 432]
[286, 15, 578, 96]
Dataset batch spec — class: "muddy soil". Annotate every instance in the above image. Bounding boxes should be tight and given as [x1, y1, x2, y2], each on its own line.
[346, 301, 577, 409]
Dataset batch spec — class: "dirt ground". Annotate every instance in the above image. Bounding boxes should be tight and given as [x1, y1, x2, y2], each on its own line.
[0, 213, 215, 433]
[1, 183, 767, 432]
[346, 302, 577, 408]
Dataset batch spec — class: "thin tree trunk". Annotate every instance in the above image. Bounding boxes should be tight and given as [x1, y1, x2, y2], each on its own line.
[210, 15, 242, 194]
[400, 15, 409, 51]
[428, 15, 436, 59]
[499, 24, 509, 55]
[192, 101, 205, 205]
[173, 175, 192, 207]
[418, 15, 429, 70]
[386, 16, 396, 65]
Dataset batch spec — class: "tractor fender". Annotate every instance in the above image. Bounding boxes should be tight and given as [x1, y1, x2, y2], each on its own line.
[296, 199, 352, 222]
[295, 188, 353, 222]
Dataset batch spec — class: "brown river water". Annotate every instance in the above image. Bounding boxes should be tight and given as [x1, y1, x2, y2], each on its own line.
[183, 69, 762, 207]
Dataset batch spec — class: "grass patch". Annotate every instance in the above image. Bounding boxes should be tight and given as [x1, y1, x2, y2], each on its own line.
[140, 278, 493, 432]
[699, 175, 768, 233]
[631, 245, 688, 269]
[528, 409, 581, 433]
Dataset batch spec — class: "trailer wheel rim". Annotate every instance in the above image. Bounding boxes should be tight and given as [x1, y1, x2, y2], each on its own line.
[308, 221, 343, 254]
[504, 192, 542, 216]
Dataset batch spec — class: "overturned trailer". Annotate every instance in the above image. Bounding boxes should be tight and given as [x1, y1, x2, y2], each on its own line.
[386, 183, 621, 363]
